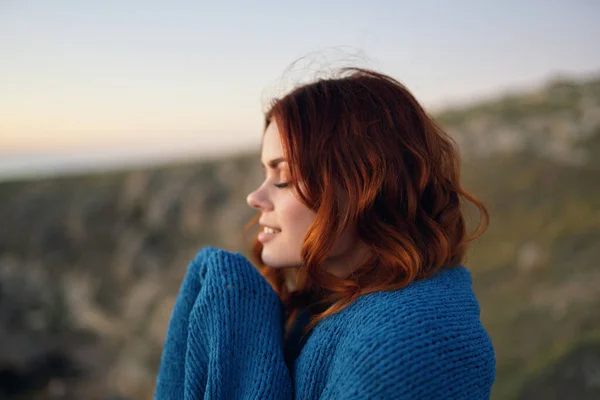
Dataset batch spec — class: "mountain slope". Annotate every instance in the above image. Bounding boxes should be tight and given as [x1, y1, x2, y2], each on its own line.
[0, 72, 599, 399]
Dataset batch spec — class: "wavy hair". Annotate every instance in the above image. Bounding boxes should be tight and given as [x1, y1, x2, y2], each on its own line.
[243, 67, 488, 337]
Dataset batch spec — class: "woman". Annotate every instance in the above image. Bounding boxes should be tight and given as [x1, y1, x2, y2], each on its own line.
[154, 67, 495, 399]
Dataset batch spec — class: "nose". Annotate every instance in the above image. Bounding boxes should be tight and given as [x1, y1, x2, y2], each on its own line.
[246, 186, 273, 211]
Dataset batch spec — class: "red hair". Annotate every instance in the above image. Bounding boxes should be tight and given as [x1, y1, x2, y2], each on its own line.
[243, 67, 488, 336]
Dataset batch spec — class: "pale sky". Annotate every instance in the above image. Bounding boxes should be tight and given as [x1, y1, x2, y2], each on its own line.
[1, 0, 599, 178]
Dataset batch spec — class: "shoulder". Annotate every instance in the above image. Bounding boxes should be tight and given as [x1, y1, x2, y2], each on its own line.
[345, 265, 483, 330]
[349, 265, 493, 353]
[328, 265, 495, 398]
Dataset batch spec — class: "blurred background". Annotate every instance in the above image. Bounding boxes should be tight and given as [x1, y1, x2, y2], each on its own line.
[1, 1, 599, 399]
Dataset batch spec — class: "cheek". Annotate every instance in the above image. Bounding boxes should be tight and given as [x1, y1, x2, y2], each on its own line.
[279, 194, 315, 235]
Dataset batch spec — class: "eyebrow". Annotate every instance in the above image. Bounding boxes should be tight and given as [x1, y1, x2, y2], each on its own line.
[260, 157, 287, 169]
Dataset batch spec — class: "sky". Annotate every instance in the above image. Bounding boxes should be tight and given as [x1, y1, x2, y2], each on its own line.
[1, 0, 599, 179]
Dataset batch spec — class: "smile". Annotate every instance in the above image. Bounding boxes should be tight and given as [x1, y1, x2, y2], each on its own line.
[258, 229, 280, 243]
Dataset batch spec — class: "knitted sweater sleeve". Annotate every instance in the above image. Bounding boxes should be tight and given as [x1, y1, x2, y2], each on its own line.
[154, 246, 292, 400]
[320, 302, 496, 399]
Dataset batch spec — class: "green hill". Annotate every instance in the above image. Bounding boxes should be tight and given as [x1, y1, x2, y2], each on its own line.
[441, 74, 600, 399]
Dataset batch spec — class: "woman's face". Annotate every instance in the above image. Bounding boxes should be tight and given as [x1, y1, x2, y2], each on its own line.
[246, 118, 369, 277]
[246, 119, 316, 269]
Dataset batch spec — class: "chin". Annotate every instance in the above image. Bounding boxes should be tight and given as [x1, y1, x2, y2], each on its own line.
[261, 248, 300, 269]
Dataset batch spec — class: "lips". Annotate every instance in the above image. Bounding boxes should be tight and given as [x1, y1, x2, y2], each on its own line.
[262, 226, 281, 232]
[259, 222, 281, 231]
[258, 228, 280, 243]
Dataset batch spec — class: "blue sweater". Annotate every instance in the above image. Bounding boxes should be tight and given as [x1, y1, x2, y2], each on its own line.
[154, 246, 495, 399]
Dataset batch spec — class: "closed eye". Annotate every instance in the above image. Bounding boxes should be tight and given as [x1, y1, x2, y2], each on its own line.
[274, 182, 289, 188]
